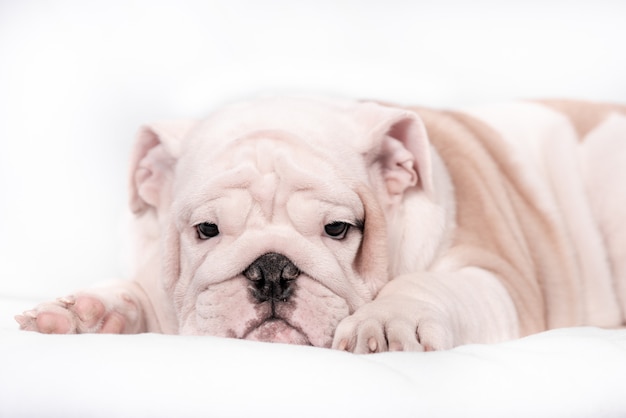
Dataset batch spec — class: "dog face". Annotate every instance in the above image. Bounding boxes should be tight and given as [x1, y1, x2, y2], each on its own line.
[173, 131, 378, 347]
[130, 97, 432, 347]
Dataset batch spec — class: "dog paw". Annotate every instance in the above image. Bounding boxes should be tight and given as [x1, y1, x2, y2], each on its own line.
[331, 298, 454, 353]
[15, 291, 141, 334]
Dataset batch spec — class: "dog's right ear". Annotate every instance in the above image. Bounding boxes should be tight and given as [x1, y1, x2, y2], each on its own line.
[129, 120, 197, 214]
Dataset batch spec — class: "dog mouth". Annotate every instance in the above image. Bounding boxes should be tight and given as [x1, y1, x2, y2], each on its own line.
[243, 319, 311, 346]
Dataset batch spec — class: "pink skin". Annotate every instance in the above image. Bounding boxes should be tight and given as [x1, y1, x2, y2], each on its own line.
[15, 295, 133, 334]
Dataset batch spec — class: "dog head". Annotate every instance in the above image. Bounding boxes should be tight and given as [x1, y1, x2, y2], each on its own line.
[128, 97, 433, 347]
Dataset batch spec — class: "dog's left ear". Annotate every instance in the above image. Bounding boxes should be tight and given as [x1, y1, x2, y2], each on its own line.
[357, 103, 433, 205]
[129, 120, 197, 215]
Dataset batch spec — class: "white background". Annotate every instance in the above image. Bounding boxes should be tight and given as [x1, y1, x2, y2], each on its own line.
[1, 0, 625, 298]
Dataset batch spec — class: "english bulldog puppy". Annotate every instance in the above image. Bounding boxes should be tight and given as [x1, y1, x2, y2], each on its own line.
[15, 97, 626, 353]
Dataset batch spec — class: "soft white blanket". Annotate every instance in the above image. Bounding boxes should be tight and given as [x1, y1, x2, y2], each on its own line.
[2, 297, 625, 418]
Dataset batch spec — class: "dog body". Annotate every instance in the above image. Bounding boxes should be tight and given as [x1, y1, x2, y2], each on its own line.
[16, 98, 626, 352]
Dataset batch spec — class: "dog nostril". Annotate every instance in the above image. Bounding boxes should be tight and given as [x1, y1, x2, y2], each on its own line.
[243, 264, 262, 281]
[243, 253, 300, 302]
[282, 263, 300, 281]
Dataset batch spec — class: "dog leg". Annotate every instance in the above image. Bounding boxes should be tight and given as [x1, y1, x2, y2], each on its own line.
[332, 268, 520, 353]
[15, 281, 151, 334]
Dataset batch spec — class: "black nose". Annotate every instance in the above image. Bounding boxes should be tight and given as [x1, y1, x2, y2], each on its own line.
[243, 253, 300, 303]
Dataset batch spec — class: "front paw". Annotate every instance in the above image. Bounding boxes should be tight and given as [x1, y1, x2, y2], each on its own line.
[15, 292, 140, 334]
[331, 298, 454, 353]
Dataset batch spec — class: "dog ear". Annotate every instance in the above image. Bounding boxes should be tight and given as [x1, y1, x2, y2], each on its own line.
[358, 103, 433, 206]
[354, 184, 390, 296]
[129, 120, 197, 214]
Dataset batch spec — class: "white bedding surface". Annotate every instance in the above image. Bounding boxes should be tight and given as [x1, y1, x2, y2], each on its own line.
[2, 297, 626, 418]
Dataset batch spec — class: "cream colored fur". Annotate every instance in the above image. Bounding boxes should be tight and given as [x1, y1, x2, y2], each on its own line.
[16, 97, 626, 353]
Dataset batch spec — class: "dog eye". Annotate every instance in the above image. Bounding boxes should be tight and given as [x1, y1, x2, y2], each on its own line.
[196, 222, 220, 239]
[324, 222, 350, 239]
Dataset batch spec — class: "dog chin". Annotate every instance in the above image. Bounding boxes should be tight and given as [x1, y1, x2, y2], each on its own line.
[244, 320, 311, 346]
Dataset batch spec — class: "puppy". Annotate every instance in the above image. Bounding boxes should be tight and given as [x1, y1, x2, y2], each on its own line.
[16, 97, 626, 353]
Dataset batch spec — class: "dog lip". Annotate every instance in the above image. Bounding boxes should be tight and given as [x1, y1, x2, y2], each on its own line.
[243, 318, 311, 345]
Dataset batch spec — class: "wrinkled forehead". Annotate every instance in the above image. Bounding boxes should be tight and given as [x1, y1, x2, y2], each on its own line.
[173, 103, 373, 211]
[188, 131, 343, 190]
[172, 131, 364, 221]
